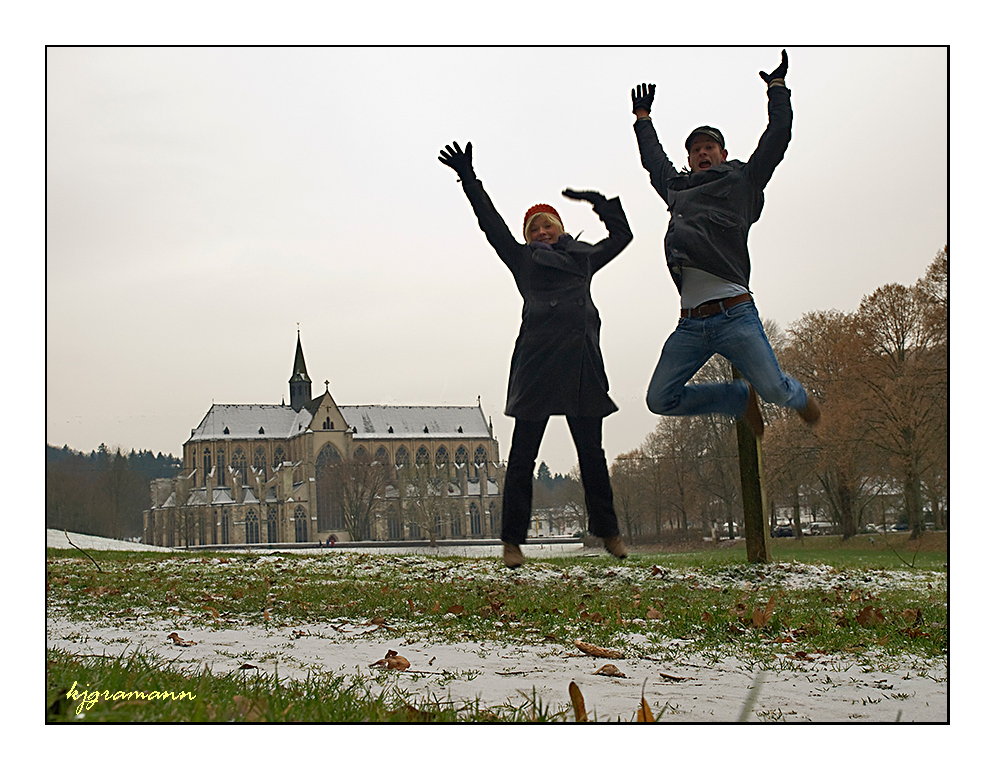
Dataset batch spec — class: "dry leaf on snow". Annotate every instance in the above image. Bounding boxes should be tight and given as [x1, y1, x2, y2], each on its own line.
[574, 639, 624, 659]
[637, 697, 656, 722]
[167, 632, 196, 647]
[370, 649, 411, 671]
[595, 664, 626, 678]
[568, 681, 588, 722]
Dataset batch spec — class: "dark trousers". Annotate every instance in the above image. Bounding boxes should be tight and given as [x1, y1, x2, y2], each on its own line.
[501, 415, 620, 545]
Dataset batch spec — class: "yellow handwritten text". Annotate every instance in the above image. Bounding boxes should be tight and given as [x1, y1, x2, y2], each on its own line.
[67, 681, 197, 714]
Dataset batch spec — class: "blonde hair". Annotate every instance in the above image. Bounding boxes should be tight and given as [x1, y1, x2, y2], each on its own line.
[524, 212, 564, 243]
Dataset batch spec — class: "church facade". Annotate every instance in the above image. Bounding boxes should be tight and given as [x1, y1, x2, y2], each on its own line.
[144, 335, 504, 547]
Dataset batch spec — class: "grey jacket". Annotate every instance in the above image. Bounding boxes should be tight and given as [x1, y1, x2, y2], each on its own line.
[633, 85, 792, 292]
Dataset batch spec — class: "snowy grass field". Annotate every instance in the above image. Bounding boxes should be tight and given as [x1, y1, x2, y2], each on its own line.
[46, 531, 947, 723]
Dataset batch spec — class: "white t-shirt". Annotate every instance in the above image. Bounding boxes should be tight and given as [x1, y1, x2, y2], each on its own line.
[679, 266, 749, 309]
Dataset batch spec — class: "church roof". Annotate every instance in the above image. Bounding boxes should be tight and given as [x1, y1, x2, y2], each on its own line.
[340, 405, 491, 440]
[188, 403, 492, 443]
[190, 404, 313, 441]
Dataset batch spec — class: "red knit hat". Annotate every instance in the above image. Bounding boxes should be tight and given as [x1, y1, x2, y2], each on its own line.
[523, 203, 563, 239]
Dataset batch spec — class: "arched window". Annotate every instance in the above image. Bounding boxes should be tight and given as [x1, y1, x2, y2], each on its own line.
[470, 503, 481, 536]
[435, 446, 450, 468]
[451, 511, 463, 537]
[375, 446, 389, 464]
[294, 506, 308, 543]
[273, 446, 286, 468]
[474, 445, 488, 466]
[415, 445, 430, 467]
[317, 443, 342, 466]
[395, 446, 409, 468]
[316, 443, 345, 531]
[232, 448, 247, 481]
[245, 509, 259, 544]
[386, 503, 402, 539]
[323, 416, 334, 430]
[221, 511, 230, 544]
[217, 450, 226, 485]
[253, 448, 267, 481]
[203, 448, 212, 483]
[454, 445, 469, 467]
[267, 508, 278, 543]
[354, 446, 369, 461]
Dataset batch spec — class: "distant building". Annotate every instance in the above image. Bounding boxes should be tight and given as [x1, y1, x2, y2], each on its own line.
[144, 334, 503, 547]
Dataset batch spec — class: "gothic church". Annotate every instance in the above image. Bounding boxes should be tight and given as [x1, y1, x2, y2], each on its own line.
[144, 334, 503, 547]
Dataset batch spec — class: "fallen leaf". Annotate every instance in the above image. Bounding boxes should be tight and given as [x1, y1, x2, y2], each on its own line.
[232, 694, 265, 721]
[574, 639, 624, 659]
[595, 664, 626, 678]
[752, 596, 776, 628]
[568, 681, 588, 722]
[167, 632, 196, 647]
[238, 663, 258, 670]
[637, 697, 656, 722]
[659, 672, 689, 682]
[856, 606, 885, 628]
[447, 604, 465, 616]
[647, 608, 662, 620]
[370, 649, 411, 671]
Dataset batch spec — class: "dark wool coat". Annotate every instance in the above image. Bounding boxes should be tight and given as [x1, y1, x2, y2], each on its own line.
[633, 85, 792, 293]
[461, 178, 633, 420]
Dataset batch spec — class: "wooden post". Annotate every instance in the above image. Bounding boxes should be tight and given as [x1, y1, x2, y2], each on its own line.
[732, 366, 771, 564]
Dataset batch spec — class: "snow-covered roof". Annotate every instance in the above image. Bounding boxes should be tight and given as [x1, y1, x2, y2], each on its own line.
[188, 403, 493, 444]
[340, 405, 491, 440]
[189, 404, 313, 442]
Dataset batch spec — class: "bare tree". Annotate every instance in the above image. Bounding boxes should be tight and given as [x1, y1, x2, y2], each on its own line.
[320, 453, 392, 541]
[856, 265, 947, 539]
[394, 462, 463, 547]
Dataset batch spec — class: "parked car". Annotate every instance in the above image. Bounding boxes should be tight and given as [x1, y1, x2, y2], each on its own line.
[802, 522, 835, 536]
[771, 524, 794, 538]
[888, 522, 909, 532]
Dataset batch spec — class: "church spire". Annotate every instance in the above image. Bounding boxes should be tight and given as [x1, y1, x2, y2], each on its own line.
[289, 330, 312, 412]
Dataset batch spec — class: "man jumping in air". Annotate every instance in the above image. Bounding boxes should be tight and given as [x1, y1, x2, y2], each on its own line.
[631, 49, 820, 436]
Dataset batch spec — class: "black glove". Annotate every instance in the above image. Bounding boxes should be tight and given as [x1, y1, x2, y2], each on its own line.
[562, 188, 608, 208]
[438, 141, 475, 181]
[759, 50, 788, 84]
[631, 83, 656, 114]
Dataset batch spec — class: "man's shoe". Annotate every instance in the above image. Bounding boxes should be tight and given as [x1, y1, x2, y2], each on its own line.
[502, 542, 524, 569]
[743, 384, 765, 437]
[603, 535, 628, 559]
[798, 394, 822, 426]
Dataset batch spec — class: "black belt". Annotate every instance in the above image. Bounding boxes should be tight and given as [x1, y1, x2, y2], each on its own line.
[680, 293, 752, 319]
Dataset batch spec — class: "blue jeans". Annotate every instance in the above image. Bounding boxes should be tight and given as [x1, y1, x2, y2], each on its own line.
[646, 299, 808, 418]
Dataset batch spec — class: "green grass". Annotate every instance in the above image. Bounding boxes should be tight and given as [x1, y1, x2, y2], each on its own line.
[46, 647, 565, 723]
[47, 536, 947, 722]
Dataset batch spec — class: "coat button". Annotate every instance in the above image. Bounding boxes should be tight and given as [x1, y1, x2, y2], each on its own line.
[577, 299, 584, 306]
[550, 299, 558, 307]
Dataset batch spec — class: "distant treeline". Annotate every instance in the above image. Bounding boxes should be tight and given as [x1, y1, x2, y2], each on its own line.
[46, 444, 181, 540]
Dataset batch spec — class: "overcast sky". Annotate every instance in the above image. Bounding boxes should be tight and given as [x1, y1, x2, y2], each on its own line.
[43, 45, 948, 475]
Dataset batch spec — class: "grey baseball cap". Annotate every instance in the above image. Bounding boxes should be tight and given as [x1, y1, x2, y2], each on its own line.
[685, 126, 725, 152]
